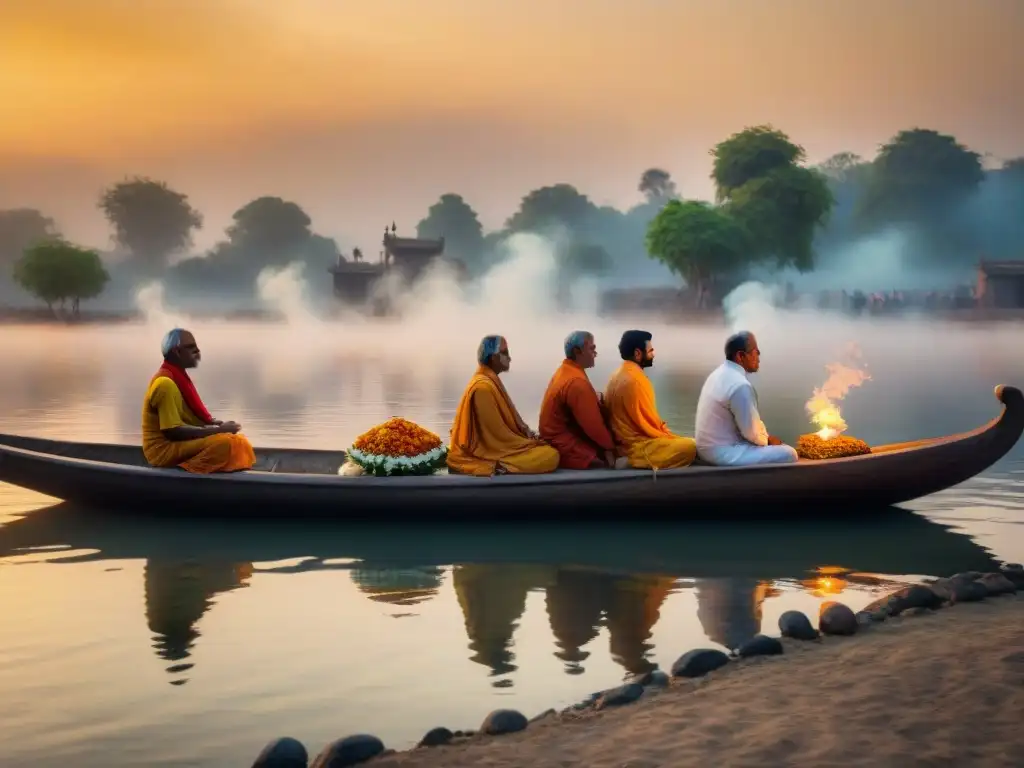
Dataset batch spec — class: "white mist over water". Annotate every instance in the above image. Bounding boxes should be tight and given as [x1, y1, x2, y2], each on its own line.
[256, 262, 320, 327]
[111, 231, 1024, 442]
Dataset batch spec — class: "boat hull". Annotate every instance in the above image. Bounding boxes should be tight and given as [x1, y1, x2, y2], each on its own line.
[0, 385, 1021, 517]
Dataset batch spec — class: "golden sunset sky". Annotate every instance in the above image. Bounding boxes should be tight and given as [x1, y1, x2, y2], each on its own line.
[1, 0, 1021, 251]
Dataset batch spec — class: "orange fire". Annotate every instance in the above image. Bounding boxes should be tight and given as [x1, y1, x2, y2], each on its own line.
[805, 345, 871, 440]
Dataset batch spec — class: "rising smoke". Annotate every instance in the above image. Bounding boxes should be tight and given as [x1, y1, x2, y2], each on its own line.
[0, 225, 1015, 449]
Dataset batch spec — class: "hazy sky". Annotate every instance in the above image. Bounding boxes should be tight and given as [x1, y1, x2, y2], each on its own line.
[1, 0, 1022, 253]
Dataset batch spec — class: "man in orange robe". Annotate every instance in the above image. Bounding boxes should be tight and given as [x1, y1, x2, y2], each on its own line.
[447, 335, 561, 476]
[141, 328, 256, 473]
[604, 329, 697, 470]
[539, 330, 617, 469]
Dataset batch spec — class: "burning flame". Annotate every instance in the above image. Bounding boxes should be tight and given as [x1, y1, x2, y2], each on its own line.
[805, 344, 871, 440]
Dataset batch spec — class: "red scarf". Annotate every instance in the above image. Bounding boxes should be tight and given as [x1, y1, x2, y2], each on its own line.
[153, 360, 214, 424]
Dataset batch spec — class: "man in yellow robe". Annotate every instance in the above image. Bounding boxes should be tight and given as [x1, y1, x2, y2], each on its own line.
[141, 328, 256, 474]
[447, 335, 560, 476]
[604, 329, 696, 470]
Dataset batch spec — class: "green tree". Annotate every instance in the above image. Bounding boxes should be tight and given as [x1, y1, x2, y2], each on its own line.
[646, 199, 751, 306]
[711, 125, 803, 201]
[638, 168, 678, 203]
[727, 164, 834, 271]
[227, 196, 312, 255]
[711, 125, 833, 271]
[0, 208, 60, 276]
[505, 184, 597, 234]
[816, 152, 871, 185]
[416, 193, 486, 273]
[13, 240, 109, 316]
[857, 128, 985, 226]
[98, 177, 203, 267]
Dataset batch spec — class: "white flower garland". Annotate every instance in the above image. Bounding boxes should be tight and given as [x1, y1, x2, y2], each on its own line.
[345, 444, 448, 477]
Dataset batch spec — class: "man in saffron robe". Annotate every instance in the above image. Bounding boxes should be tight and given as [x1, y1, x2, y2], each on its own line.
[447, 335, 560, 476]
[695, 331, 798, 466]
[141, 328, 256, 473]
[538, 331, 616, 469]
[604, 329, 697, 470]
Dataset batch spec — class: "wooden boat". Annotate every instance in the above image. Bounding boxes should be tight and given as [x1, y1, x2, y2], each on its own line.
[0, 502, 1000, 579]
[0, 384, 1020, 516]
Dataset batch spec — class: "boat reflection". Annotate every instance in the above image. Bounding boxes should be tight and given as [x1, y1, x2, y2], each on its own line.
[0, 502, 1001, 686]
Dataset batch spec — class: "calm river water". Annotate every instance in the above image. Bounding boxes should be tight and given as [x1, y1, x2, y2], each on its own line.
[0, 314, 1022, 767]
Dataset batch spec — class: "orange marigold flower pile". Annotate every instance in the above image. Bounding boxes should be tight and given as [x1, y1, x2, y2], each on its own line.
[352, 417, 443, 457]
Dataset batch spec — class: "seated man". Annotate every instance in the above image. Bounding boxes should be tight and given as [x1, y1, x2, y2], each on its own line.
[539, 330, 617, 469]
[141, 328, 256, 473]
[448, 335, 560, 476]
[604, 329, 696, 470]
[694, 331, 799, 466]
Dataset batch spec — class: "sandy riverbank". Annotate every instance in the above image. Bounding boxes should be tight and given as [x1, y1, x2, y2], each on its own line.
[368, 592, 1024, 768]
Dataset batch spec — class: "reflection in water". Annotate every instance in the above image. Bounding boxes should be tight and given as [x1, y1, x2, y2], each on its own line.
[350, 565, 444, 607]
[143, 560, 252, 685]
[452, 564, 547, 682]
[546, 568, 605, 673]
[606, 574, 677, 675]
[694, 578, 776, 651]
[454, 565, 679, 680]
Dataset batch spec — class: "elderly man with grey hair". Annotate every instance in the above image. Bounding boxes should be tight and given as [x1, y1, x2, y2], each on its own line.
[140, 327, 255, 473]
[538, 331, 617, 469]
[694, 331, 798, 466]
[447, 334, 560, 476]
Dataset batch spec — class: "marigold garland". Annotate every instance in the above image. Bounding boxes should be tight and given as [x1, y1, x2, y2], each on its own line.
[344, 417, 448, 477]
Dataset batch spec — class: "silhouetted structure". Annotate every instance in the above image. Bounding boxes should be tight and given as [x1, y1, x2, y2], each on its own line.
[328, 223, 446, 309]
[977, 259, 1024, 308]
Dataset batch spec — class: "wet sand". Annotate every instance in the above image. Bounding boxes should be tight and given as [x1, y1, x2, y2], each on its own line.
[375, 594, 1024, 768]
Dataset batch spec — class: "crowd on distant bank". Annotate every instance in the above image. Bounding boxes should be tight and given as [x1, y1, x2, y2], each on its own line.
[139, 327, 799, 476]
[802, 285, 978, 314]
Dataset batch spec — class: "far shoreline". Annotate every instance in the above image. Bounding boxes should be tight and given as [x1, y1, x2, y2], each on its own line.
[2, 306, 1024, 327]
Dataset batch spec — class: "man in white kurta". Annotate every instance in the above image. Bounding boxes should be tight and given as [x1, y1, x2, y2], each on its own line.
[695, 331, 799, 466]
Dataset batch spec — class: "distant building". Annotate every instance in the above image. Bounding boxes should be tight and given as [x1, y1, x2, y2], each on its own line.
[976, 260, 1024, 309]
[328, 224, 447, 309]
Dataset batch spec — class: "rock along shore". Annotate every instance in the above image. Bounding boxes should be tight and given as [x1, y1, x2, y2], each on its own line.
[252, 563, 1024, 768]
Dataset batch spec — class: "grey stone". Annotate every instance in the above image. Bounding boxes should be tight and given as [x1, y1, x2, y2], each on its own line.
[252, 737, 308, 768]
[950, 579, 989, 603]
[595, 682, 645, 709]
[480, 709, 528, 735]
[311, 735, 385, 768]
[737, 634, 784, 658]
[670, 648, 730, 678]
[819, 601, 858, 636]
[778, 610, 819, 640]
[886, 584, 944, 614]
[643, 670, 670, 688]
[417, 728, 453, 748]
[1000, 564, 1024, 587]
[977, 572, 1018, 596]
